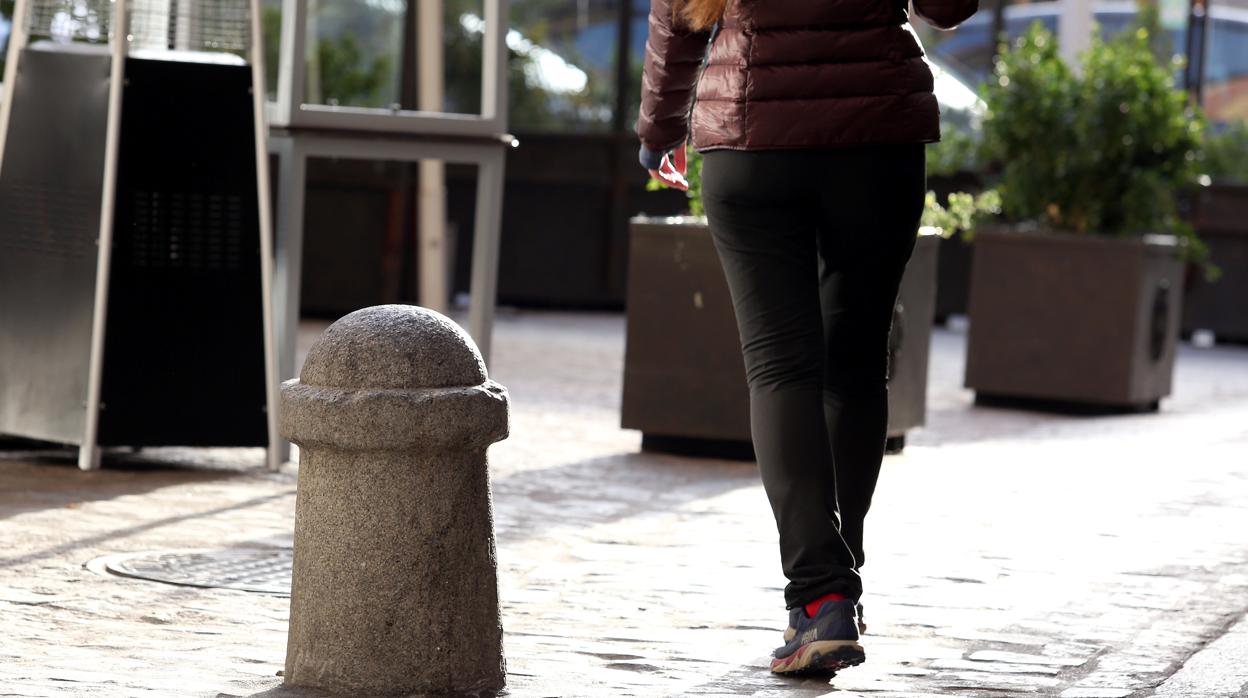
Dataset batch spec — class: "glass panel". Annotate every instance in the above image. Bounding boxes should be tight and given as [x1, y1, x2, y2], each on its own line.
[306, 0, 404, 108]
[259, 0, 626, 124]
[445, 0, 486, 114]
[623, 0, 646, 133]
[450, 0, 629, 125]
[921, 6, 1062, 89]
[261, 0, 280, 100]
[918, 10, 993, 89]
[1203, 14, 1248, 125]
[1, 0, 12, 78]
[257, 0, 406, 108]
[505, 0, 619, 132]
[261, 0, 486, 114]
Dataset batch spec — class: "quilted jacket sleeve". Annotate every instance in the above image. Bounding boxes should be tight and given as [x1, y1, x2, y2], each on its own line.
[911, 0, 979, 30]
[636, 0, 712, 154]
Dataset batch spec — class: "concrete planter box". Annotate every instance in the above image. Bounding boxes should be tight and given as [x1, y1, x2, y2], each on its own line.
[886, 231, 941, 451]
[1180, 183, 1248, 343]
[965, 229, 1185, 411]
[621, 218, 939, 458]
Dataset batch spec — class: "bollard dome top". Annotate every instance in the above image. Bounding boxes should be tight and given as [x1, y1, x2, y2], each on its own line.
[299, 305, 488, 390]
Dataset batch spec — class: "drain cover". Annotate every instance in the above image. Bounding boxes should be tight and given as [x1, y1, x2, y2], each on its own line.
[89, 548, 293, 596]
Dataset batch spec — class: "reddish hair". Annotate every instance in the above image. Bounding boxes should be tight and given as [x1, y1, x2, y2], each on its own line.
[674, 0, 728, 31]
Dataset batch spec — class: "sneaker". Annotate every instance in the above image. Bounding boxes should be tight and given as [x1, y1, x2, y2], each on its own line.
[783, 600, 867, 642]
[770, 598, 866, 676]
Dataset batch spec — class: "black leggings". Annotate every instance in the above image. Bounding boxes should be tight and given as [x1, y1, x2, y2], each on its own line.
[700, 145, 926, 607]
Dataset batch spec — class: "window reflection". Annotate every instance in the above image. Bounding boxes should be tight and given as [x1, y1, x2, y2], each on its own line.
[0, 0, 629, 131]
[258, 0, 404, 108]
[505, 0, 619, 131]
[1, 0, 12, 78]
[261, 0, 281, 100]
[443, 0, 486, 114]
[445, 0, 622, 129]
[1203, 11, 1248, 125]
[624, 0, 646, 132]
[306, 0, 403, 108]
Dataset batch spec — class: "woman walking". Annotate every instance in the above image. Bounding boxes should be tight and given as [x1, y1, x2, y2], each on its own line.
[637, 0, 978, 677]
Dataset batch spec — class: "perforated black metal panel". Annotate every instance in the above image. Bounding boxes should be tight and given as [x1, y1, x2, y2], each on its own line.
[130, 190, 246, 272]
[97, 56, 267, 447]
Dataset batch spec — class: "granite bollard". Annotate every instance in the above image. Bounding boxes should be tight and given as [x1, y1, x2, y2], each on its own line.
[280, 305, 509, 697]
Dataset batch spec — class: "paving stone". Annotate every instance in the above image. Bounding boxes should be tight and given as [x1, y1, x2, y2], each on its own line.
[933, 670, 1062, 691]
[1042, 641, 1104, 658]
[1072, 671, 1154, 688]
[933, 629, 1049, 646]
[967, 650, 1089, 667]
[1059, 689, 1134, 698]
[929, 659, 1062, 675]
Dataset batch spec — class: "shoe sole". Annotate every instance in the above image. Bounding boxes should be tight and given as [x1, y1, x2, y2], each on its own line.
[770, 640, 866, 676]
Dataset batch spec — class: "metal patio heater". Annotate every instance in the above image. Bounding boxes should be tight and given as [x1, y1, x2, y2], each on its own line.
[0, 0, 279, 470]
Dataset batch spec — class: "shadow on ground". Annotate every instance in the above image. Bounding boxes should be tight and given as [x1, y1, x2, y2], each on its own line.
[0, 442, 279, 533]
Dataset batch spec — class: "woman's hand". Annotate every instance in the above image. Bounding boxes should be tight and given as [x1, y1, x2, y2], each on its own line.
[650, 143, 690, 192]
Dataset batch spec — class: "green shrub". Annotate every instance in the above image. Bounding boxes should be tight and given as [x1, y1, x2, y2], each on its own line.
[684, 148, 705, 217]
[922, 190, 1002, 240]
[981, 22, 1206, 261]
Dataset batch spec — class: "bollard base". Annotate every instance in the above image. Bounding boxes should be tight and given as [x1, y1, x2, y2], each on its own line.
[216, 674, 506, 698]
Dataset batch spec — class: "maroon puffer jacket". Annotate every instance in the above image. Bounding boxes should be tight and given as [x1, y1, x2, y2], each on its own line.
[637, 0, 979, 162]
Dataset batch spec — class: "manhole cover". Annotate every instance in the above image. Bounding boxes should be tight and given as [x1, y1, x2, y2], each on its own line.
[88, 548, 293, 596]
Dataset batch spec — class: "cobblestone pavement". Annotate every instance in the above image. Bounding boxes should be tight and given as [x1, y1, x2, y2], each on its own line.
[1, 310, 1247, 698]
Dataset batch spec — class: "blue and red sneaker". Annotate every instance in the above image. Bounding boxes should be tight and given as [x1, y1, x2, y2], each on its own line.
[784, 600, 867, 638]
[770, 596, 865, 676]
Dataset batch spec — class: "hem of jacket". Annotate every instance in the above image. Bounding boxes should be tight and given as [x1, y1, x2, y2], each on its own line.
[691, 133, 942, 152]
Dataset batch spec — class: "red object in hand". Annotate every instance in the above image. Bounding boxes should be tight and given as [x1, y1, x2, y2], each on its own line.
[649, 142, 689, 192]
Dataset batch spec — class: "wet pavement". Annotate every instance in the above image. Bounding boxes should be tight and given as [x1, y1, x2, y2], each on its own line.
[1, 310, 1247, 697]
